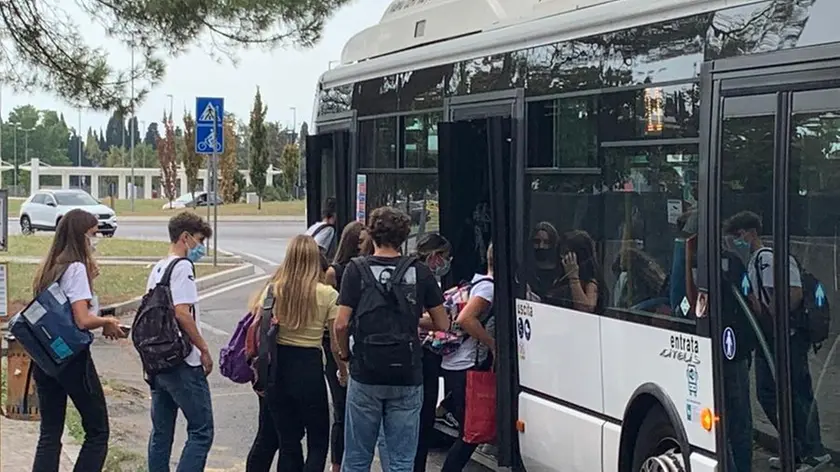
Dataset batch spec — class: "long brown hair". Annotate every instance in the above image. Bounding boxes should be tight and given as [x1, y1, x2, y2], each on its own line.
[33, 209, 98, 295]
[271, 235, 322, 330]
[333, 221, 365, 265]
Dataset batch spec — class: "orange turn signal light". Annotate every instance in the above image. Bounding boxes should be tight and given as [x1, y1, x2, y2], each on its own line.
[700, 408, 716, 431]
[516, 420, 525, 433]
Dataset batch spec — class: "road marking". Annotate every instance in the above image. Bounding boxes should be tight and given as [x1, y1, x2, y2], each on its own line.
[196, 274, 270, 336]
[200, 322, 230, 336]
[198, 274, 269, 301]
[238, 251, 279, 266]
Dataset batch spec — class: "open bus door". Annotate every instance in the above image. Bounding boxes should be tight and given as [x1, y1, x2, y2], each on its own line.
[305, 124, 354, 235]
[438, 110, 521, 469]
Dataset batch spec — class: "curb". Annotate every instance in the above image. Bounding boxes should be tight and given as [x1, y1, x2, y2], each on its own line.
[100, 263, 257, 317]
[117, 216, 305, 223]
[96, 255, 243, 264]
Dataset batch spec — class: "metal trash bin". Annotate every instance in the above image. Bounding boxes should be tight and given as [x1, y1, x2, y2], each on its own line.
[3, 334, 40, 421]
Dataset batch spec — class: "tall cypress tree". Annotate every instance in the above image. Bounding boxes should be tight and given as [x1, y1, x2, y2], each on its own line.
[248, 88, 268, 210]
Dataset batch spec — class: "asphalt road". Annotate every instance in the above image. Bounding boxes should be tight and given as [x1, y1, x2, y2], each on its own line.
[81, 220, 490, 471]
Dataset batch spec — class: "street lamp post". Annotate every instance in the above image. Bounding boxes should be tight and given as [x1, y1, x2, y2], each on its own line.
[166, 94, 174, 119]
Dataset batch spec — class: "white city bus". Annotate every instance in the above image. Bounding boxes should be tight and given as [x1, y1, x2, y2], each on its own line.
[306, 0, 840, 470]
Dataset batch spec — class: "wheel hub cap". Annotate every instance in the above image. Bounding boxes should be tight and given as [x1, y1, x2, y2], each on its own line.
[640, 449, 685, 472]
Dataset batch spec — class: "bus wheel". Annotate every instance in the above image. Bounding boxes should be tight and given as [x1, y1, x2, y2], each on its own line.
[632, 408, 684, 472]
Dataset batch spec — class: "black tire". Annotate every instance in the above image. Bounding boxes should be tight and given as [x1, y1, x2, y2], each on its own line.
[102, 232, 115, 238]
[20, 215, 33, 235]
[630, 407, 680, 472]
[54, 217, 61, 231]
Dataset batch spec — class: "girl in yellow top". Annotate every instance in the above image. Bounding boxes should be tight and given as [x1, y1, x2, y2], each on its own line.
[245, 235, 340, 472]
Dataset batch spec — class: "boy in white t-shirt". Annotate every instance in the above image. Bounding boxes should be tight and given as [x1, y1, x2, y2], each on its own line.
[724, 211, 829, 470]
[146, 212, 215, 472]
[305, 196, 337, 257]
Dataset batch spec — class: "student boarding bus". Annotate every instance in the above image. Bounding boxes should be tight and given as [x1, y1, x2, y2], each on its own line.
[305, 0, 840, 470]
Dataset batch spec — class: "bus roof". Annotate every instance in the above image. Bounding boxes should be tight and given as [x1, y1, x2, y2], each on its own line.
[321, 0, 748, 89]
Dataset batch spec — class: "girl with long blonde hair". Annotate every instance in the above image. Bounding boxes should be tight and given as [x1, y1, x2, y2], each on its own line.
[246, 235, 339, 472]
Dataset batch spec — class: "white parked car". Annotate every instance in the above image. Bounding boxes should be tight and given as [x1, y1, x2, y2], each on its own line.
[20, 189, 118, 237]
[162, 191, 223, 210]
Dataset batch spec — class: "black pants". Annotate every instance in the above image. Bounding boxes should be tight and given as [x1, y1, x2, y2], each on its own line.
[262, 344, 330, 472]
[415, 348, 442, 472]
[322, 332, 346, 467]
[441, 368, 478, 472]
[32, 349, 109, 472]
[246, 395, 281, 472]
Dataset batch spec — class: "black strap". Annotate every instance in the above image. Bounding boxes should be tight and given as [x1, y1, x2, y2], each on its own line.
[311, 223, 334, 238]
[353, 256, 417, 315]
[160, 257, 193, 287]
[256, 290, 277, 387]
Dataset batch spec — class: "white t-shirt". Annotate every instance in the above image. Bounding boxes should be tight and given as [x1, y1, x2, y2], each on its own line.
[441, 274, 494, 371]
[747, 248, 802, 305]
[146, 256, 201, 367]
[305, 222, 335, 253]
[60, 262, 94, 306]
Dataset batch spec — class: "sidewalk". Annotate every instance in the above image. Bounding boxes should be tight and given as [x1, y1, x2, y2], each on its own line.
[1, 416, 79, 471]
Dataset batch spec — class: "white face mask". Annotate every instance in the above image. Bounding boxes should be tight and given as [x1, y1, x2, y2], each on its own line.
[87, 235, 99, 253]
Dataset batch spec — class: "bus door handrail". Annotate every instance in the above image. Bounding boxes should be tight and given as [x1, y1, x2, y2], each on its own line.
[730, 283, 776, 382]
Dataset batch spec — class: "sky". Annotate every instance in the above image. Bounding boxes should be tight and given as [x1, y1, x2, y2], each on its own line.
[0, 0, 392, 136]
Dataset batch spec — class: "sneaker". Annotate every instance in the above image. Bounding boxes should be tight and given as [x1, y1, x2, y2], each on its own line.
[439, 411, 459, 429]
[769, 454, 831, 471]
[798, 454, 832, 471]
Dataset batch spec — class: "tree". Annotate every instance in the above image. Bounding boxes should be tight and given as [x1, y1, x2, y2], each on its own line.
[249, 88, 269, 209]
[219, 117, 239, 203]
[182, 111, 203, 199]
[144, 122, 160, 149]
[0, 0, 351, 110]
[105, 110, 127, 149]
[280, 144, 300, 198]
[85, 129, 104, 166]
[106, 145, 127, 167]
[157, 112, 177, 204]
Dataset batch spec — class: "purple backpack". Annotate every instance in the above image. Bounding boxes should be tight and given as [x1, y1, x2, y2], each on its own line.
[220, 312, 255, 383]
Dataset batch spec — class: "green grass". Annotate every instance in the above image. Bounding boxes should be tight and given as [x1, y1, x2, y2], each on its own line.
[4, 235, 173, 258]
[5, 262, 228, 313]
[65, 405, 84, 443]
[9, 197, 305, 217]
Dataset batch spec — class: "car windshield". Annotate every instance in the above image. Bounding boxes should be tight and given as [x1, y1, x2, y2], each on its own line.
[54, 193, 99, 206]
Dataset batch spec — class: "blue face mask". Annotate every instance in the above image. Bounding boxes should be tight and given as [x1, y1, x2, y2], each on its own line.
[733, 238, 750, 251]
[187, 238, 207, 262]
[433, 258, 452, 278]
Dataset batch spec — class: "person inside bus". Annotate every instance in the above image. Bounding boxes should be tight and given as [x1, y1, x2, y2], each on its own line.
[439, 243, 496, 472]
[723, 211, 830, 470]
[323, 221, 365, 472]
[560, 230, 605, 313]
[610, 247, 668, 312]
[527, 221, 566, 304]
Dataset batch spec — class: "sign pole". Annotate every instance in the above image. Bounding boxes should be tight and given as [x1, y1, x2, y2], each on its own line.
[212, 114, 218, 267]
[195, 97, 224, 268]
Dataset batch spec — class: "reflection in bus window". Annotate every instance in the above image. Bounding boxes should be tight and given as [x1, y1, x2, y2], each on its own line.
[787, 100, 840, 468]
[523, 109, 700, 322]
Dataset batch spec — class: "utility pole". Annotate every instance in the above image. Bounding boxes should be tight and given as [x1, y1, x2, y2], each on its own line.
[130, 41, 136, 211]
[13, 126, 17, 191]
[290, 106, 300, 197]
[166, 94, 174, 119]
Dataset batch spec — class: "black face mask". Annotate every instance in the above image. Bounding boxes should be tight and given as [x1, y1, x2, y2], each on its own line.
[534, 248, 551, 263]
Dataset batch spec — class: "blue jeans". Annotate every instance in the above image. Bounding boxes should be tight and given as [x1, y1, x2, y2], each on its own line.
[342, 379, 423, 472]
[148, 364, 215, 472]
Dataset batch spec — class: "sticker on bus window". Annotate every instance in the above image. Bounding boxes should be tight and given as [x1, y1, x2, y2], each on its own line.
[723, 327, 736, 360]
